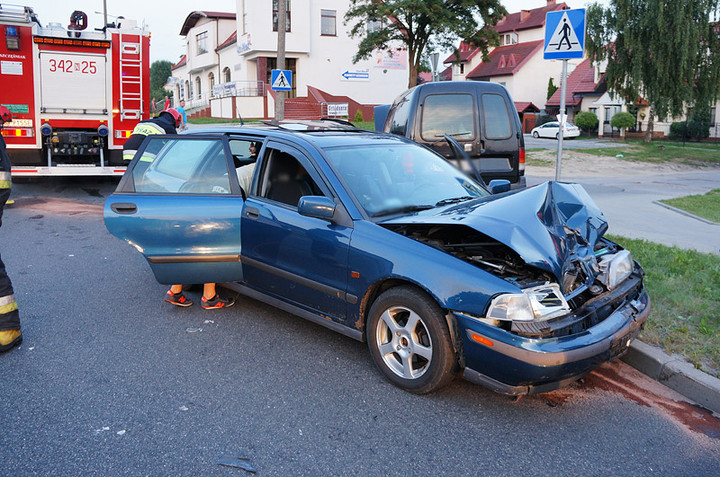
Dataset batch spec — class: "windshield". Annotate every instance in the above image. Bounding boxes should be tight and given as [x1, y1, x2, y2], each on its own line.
[323, 143, 489, 217]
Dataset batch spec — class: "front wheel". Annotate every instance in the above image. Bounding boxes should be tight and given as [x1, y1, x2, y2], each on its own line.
[366, 286, 456, 394]
[532, 131, 539, 138]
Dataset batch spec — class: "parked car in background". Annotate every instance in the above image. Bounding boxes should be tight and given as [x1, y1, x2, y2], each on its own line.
[104, 122, 649, 396]
[531, 121, 581, 139]
[375, 81, 526, 189]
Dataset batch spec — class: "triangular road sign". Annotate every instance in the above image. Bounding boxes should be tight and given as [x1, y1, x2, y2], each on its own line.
[546, 12, 581, 53]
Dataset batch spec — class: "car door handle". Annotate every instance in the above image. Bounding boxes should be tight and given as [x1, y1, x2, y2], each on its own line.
[245, 206, 259, 219]
[110, 202, 137, 214]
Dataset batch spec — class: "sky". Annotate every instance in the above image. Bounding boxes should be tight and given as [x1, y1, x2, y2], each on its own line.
[29, 0, 603, 65]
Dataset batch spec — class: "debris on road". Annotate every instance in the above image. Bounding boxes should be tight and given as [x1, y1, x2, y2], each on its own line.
[185, 327, 202, 333]
[217, 456, 256, 473]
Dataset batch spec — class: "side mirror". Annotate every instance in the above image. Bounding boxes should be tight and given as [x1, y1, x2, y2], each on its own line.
[488, 179, 511, 194]
[298, 196, 336, 221]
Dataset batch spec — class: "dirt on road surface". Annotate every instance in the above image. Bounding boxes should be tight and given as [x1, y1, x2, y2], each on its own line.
[526, 149, 716, 178]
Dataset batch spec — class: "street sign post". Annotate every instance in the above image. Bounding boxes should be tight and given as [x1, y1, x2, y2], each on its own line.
[271, 69, 292, 91]
[544, 8, 586, 181]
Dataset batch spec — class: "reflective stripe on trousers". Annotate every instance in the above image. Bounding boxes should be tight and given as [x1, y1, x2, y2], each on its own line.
[0, 252, 20, 331]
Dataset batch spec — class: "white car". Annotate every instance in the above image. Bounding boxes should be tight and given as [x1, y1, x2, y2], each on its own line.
[531, 121, 580, 139]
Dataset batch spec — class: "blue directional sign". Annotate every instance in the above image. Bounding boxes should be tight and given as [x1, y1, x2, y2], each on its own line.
[544, 9, 585, 60]
[271, 69, 292, 91]
[341, 69, 370, 81]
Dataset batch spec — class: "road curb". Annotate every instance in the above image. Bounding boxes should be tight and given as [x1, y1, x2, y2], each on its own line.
[621, 340, 720, 414]
[652, 200, 720, 226]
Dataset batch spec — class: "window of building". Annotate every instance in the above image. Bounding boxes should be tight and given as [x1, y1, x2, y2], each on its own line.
[208, 72, 215, 97]
[186, 80, 192, 99]
[272, 0, 291, 32]
[196, 31, 208, 55]
[460, 64, 464, 75]
[223, 67, 231, 83]
[501, 33, 518, 45]
[321, 9, 336, 36]
[195, 77, 202, 99]
[367, 18, 383, 34]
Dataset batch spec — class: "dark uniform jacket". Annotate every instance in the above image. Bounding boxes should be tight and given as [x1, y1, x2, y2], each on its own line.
[122, 114, 177, 161]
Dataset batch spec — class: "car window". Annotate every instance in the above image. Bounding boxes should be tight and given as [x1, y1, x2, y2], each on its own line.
[420, 94, 474, 141]
[481, 94, 512, 139]
[388, 90, 411, 136]
[324, 143, 488, 217]
[229, 138, 262, 195]
[258, 148, 324, 207]
[133, 138, 231, 194]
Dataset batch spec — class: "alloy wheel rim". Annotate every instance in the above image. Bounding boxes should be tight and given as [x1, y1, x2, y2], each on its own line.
[375, 305, 433, 379]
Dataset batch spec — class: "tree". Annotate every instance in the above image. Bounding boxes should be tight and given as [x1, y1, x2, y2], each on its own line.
[574, 111, 599, 133]
[546, 77, 558, 101]
[586, 1, 720, 142]
[345, 0, 506, 88]
[150, 60, 174, 105]
[610, 111, 635, 138]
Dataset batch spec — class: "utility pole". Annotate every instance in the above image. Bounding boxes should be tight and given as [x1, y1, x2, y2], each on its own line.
[273, 0, 286, 124]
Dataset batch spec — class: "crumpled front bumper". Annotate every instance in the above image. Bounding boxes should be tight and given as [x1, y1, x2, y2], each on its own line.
[455, 283, 650, 395]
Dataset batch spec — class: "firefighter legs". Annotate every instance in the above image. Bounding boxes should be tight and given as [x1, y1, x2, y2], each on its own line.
[0, 252, 21, 352]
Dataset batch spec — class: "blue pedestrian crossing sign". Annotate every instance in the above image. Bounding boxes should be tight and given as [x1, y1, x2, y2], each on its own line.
[544, 9, 585, 60]
[271, 69, 292, 91]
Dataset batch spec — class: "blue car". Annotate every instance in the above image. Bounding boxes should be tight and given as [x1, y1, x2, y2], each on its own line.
[104, 122, 650, 395]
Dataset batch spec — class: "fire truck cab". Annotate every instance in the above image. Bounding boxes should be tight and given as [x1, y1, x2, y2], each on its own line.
[0, 4, 150, 176]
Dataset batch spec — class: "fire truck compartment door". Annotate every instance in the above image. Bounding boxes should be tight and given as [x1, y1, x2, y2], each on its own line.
[39, 52, 107, 113]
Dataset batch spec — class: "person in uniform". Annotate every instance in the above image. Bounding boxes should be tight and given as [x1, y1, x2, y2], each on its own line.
[0, 106, 22, 352]
[122, 108, 182, 162]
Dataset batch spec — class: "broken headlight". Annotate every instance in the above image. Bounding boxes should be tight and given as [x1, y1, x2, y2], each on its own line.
[597, 250, 633, 290]
[486, 283, 570, 322]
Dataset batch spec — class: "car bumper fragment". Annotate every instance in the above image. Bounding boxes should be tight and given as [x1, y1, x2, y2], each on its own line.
[455, 287, 650, 395]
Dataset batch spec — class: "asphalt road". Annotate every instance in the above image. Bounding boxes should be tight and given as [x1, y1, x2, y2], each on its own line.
[1, 177, 719, 476]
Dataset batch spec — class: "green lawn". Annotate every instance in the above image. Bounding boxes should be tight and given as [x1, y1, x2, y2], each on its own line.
[660, 189, 720, 223]
[609, 235, 720, 375]
[578, 139, 720, 166]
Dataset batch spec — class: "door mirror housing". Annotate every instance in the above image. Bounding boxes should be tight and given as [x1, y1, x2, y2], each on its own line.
[488, 179, 511, 194]
[298, 196, 336, 221]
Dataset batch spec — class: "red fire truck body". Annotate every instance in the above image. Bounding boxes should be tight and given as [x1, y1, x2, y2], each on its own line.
[0, 5, 150, 176]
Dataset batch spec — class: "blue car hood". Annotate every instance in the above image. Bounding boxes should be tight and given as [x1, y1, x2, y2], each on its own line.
[382, 181, 607, 281]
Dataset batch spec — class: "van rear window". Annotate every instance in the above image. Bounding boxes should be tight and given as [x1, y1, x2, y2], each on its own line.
[420, 94, 474, 141]
[481, 94, 512, 139]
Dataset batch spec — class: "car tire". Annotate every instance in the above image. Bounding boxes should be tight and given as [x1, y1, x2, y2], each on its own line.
[532, 131, 539, 138]
[556, 132, 560, 139]
[366, 286, 456, 394]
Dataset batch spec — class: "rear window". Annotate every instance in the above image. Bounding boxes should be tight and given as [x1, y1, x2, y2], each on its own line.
[420, 94, 474, 141]
[481, 94, 512, 139]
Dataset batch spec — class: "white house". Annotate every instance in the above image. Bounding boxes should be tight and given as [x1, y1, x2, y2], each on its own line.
[170, 2, 410, 120]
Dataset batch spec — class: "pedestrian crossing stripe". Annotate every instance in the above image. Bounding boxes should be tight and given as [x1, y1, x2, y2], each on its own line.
[544, 9, 585, 60]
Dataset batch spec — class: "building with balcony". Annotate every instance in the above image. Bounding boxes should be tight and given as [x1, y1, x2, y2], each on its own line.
[170, 2, 410, 121]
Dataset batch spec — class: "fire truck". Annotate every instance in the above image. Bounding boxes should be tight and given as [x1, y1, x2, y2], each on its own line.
[0, 4, 150, 176]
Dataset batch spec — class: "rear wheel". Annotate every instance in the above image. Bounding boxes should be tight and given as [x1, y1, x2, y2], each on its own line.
[366, 286, 456, 394]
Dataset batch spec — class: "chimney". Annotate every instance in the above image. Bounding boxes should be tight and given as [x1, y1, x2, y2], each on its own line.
[520, 10, 530, 22]
[547, 0, 556, 5]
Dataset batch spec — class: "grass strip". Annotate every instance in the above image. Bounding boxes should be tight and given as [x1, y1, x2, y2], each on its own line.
[578, 140, 720, 166]
[608, 235, 720, 376]
[660, 189, 720, 223]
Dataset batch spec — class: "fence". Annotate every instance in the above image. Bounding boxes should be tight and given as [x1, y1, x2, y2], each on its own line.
[212, 81, 266, 99]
